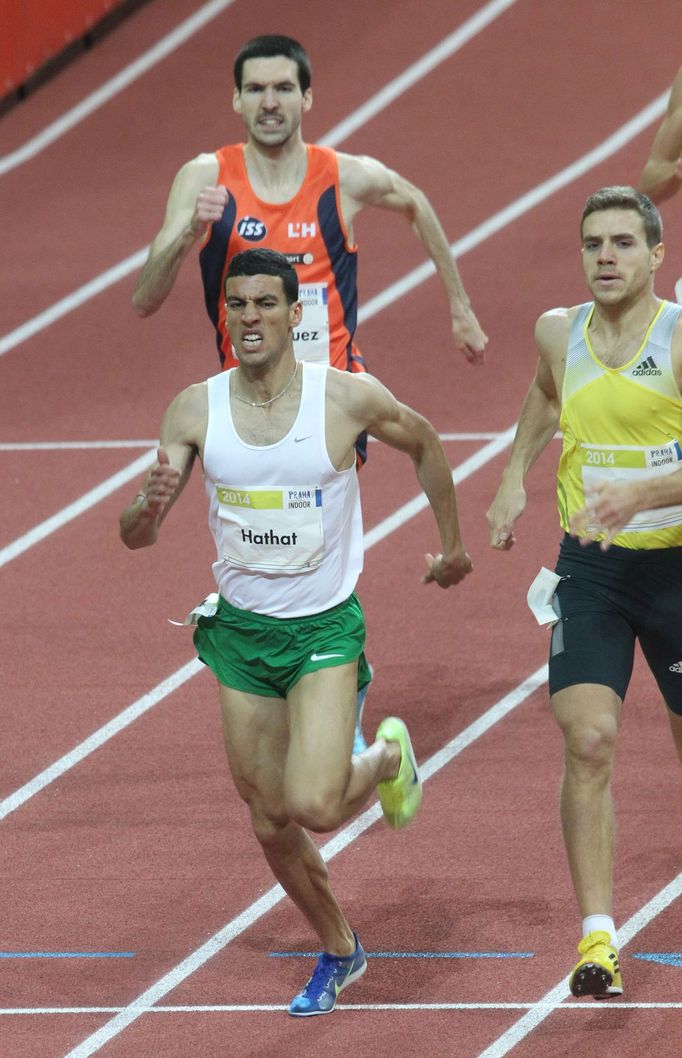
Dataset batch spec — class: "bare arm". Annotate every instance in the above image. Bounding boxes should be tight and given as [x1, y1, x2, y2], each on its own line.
[638, 67, 682, 204]
[119, 385, 204, 548]
[132, 154, 226, 317]
[486, 312, 566, 550]
[353, 375, 472, 586]
[338, 152, 487, 364]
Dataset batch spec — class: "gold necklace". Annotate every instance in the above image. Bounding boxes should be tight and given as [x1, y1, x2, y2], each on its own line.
[233, 362, 299, 407]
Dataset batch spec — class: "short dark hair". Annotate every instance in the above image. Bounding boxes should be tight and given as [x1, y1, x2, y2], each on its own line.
[581, 186, 663, 248]
[233, 35, 311, 92]
[225, 249, 299, 304]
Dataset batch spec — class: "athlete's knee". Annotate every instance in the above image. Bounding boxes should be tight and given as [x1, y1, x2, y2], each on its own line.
[562, 714, 618, 773]
[285, 788, 343, 833]
[248, 800, 292, 850]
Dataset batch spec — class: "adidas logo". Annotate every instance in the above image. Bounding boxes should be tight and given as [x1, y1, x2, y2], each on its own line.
[669, 661, 682, 674]
[632, 355, 662, 376]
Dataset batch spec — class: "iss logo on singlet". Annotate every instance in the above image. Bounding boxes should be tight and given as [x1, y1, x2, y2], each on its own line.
[237, 216, 267, 241]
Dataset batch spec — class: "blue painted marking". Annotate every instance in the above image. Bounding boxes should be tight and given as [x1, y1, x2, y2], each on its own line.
[269, 951, 533, 959]
[0, 952, 136, 959]
[315, 488, 322, 507]
[632, 953, 682, 967]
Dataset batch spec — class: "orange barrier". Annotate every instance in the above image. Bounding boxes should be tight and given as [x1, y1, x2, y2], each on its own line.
[1, 1, 126, 95]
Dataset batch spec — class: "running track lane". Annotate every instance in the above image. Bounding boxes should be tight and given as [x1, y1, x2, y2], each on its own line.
[1, 4, 680, 1053]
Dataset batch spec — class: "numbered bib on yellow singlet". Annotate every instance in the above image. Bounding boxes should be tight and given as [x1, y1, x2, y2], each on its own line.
[216, 485, 325, 572]
[581, 439, 682, 533]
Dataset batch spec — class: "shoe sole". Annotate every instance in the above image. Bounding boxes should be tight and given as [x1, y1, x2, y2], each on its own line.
[571, 962, 621, 999]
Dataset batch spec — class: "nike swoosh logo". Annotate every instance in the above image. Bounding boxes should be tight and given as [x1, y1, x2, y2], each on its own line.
[310, 652, 345, 661]
[294, 436, 311, 443]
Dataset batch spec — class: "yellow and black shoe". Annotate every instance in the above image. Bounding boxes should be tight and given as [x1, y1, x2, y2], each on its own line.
[569, 931, 623, 999]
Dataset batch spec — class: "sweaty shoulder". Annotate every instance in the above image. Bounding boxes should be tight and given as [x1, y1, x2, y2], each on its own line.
[535, 306, 582, 359]
[162, 380, 209, 449]
[175, 152, 221, 191]
[325, 367, 393, 423]
[336, 152, 391, 200]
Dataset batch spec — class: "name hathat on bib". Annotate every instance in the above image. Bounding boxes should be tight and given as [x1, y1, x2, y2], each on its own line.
[216, 484, 324, 573]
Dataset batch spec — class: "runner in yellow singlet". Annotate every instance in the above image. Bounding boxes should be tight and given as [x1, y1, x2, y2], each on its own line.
[487, 186, 682, 1002]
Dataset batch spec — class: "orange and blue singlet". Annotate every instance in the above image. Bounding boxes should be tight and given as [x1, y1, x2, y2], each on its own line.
[199, 144, 366, 376]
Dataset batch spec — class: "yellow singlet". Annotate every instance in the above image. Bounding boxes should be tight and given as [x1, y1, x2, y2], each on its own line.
[557, 300, 682, 549]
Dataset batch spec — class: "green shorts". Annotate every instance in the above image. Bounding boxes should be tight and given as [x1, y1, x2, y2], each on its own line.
[193, 592, 372, 699]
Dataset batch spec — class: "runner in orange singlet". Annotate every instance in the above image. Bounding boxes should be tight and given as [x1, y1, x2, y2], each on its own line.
[133, 34, 487, 751]
[133, 34, 487, 372]
[200, 142, 363, 374]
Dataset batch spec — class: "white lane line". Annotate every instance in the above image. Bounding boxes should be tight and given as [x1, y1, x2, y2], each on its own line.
[0, 89, 668, 361]
[358, 90, 670, 325]
[318, 0, 519, 146]
[0, 429, 514, 579]
[0, 449, 155, 570]
[0, 441, 159, 450]
[5, 1002, 682, 1015]
[0, 433, 504, 451]
[59, 666, 549, 1058]
[0, 661, 204, 822]
[476, 871, 682, 1057]
[0, 431, 517, 818]
[0, 1, 516, 360]
[0, 0, 515, 179]
[0, 426, 514, 575]
[364, 428, 515, 549]
[0, 248, 147, 356]
[0, 1, 239, 177]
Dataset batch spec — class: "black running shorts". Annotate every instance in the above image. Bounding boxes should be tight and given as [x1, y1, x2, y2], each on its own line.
[548, 535, 682, 714]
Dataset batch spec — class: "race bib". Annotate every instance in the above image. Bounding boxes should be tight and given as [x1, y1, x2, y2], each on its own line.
[293, 283, 330, 363]
[216, 484, 324, 572]
[581, 439, 682, 532]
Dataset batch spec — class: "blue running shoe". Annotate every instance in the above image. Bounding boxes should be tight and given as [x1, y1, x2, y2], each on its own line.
[353, 663, 374, 756]
[288, 932, 367, 1016]
[353, 683, 369, 755]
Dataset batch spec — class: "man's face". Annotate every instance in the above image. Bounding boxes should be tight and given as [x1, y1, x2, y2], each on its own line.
[233, 56, 312, 147]
[581, 208, 663, 305]
[225, 273, 301, 365]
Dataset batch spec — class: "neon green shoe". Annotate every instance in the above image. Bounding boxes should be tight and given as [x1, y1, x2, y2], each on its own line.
[569, 931, 623, 999]
[375, 717, 422, 829]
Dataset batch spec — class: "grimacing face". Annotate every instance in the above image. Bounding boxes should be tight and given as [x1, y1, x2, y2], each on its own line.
[233, 56, 312, 148]
[581, 208, 663, 305]
[225, 273, 302, 365]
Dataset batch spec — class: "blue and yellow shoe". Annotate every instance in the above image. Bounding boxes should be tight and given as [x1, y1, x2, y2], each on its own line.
[288, 932, 367, 1016]
[569, 931, 623, 999]
[375, 716, 422, 829]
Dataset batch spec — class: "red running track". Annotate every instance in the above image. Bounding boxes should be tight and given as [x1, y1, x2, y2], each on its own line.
[1, 1, 682, 1055]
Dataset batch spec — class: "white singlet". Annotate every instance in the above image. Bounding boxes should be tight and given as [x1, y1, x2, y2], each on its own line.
[202, 362, 364, 617]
